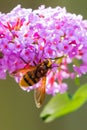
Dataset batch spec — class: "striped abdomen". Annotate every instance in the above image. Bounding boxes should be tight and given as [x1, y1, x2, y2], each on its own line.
[19, 69, 40, 87]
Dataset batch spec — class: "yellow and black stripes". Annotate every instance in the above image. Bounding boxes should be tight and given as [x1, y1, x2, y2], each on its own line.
[22, 70, 40, 86]
[19, 59, 52, 87]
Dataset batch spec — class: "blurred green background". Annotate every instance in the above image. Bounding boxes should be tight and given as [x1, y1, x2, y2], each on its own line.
[0, 0, 87, 130]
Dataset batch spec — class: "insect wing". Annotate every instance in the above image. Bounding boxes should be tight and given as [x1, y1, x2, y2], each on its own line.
[10, 66, 35, 77]
[10, 66, 36, 88]
[34, 76, 46, 108]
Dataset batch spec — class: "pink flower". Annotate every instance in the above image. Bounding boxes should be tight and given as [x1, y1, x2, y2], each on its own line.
[0, 5, 87, 95]
[46, 71, 68, 95]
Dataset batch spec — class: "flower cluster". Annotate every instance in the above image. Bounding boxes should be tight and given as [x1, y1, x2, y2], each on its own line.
[0, 5, 87, 95]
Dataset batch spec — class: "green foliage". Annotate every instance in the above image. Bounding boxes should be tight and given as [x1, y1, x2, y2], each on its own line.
[40, 84, 87, 123]
[74, 77, 80, 86]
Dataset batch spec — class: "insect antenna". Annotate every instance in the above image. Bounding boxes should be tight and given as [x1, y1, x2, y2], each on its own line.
[49, 55, 64, 60]
[49, 56, 64, 69]
[20, 56, 28, 64]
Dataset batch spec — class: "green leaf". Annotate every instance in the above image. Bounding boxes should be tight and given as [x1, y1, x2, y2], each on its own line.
[40, 84, 87, 123]
[74, 76, 80, 86]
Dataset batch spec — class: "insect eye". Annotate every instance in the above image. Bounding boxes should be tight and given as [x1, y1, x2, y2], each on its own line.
[44, 60, 48, 64]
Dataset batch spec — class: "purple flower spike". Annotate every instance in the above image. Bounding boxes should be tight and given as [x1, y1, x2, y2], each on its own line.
[0, 5, 87, 95]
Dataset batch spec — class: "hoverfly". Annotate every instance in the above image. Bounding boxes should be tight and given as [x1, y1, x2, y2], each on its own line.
[11, 56, 63, 108]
